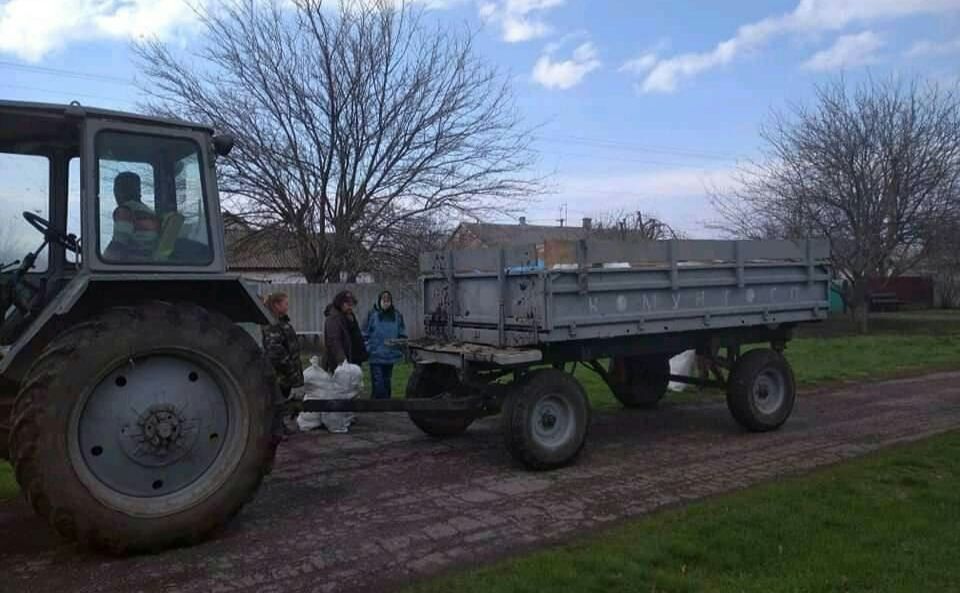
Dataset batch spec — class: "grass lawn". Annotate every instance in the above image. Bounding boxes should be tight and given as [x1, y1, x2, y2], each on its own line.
[0, 461, 16, 500]
[406, 430, 960, 593]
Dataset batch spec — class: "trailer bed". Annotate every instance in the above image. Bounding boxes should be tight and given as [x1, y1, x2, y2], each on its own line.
[418, 238, 831, 347]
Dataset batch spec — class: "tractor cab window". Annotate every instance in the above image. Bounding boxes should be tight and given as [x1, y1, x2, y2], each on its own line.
[96, 131, 212, 265]
[0, 153, 49, 272]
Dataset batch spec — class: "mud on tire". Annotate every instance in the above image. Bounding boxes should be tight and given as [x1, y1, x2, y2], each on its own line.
[8, 302, 277, 554]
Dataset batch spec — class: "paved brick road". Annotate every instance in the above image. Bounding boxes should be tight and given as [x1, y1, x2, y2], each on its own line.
[3, 372, 960, 593]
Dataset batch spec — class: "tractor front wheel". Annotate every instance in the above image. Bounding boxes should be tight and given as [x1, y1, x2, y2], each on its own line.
[9, 302, 277, 554]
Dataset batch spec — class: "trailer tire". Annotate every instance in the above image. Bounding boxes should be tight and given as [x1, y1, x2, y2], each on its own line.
[8, 302, 277, 554]
[502, 369, 590, 471]
[726, 349, 796, 432]
[608, 355, 671, 409]
[406, 365, 475, 438]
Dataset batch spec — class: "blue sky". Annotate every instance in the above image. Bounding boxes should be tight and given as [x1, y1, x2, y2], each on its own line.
[1, 0, 959, 236]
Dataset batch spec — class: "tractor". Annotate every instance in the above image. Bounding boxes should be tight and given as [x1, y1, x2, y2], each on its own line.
[0, 101, 279, 553]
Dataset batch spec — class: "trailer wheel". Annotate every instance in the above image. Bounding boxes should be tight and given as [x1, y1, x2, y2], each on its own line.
[502, 369, 590, 470]
[406, 365, 475, 438]
[726, 349, 796, 432]
[607, 355, 671, 408]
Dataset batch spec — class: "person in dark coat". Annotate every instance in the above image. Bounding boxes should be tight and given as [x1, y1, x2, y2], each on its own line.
[363, 290, 407, 399]
[262, 292, 304, 435]
[323, 290, 368, 373]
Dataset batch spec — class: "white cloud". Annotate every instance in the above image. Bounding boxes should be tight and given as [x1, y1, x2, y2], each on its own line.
[0, 0, 206, 62]
[619, 52, 658, 74]
[0, 0, 465, 62]
[532, 41, 601, 90]
[801, 31, 883, 71]
[906, 37, 960, 57]
[481, 0, 565, 43]
[634, 0, 960, 93]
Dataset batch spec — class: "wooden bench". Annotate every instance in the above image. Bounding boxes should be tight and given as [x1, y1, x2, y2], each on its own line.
[869, 292, 903, 312]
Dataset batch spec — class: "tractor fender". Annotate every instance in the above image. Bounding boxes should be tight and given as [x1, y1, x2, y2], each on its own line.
[0, 272, 272, 382]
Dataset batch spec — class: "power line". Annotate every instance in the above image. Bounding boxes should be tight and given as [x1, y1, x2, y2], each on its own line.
[534, 134, 745, 162]
[0, 84, 136, 108]
[540, 149, 735, 169]
[0, 60, 135, 86]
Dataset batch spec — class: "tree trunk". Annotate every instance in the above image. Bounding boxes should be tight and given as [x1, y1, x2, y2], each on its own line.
[856, 304, 870, 334]
[848, 279, 870, 334]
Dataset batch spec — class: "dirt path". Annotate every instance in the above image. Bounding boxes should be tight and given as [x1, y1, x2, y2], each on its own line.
[3, 372, 960, 593]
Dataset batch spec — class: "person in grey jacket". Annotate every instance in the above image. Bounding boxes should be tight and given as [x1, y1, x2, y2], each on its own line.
[363, 290, 407, 399]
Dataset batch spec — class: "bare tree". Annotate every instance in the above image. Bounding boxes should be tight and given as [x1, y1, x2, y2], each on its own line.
[591, 208, 681, 241]
[135, 0, 539, 282]
[365, 214, 451, 282]
[711, 76, 960, 331]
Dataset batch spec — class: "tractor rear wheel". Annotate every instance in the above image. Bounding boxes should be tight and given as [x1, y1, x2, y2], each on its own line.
[9, 302, 277, 554]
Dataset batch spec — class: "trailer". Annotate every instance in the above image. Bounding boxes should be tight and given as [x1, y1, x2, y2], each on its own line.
[306, 238, 831, 470]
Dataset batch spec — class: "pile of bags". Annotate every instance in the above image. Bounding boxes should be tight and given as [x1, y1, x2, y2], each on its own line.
[668, 350, 698, 392]
[295, 356, 363, 433]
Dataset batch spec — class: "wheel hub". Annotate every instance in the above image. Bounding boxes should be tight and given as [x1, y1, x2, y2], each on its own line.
[752, 370, 785, 415]
[76, 355, 230, 498]
[531, 395, 574, 448]
[541, 411, 558, 430]
[138, 405, 186, 456]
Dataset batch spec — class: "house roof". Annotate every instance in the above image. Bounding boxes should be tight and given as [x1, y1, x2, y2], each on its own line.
[448, 222, 590, 248]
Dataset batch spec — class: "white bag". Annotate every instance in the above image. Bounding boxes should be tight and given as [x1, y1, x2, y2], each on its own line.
[668, 350, 698, 392]
[296, 357, 363, 433]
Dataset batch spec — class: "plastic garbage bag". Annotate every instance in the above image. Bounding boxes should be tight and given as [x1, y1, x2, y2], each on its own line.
[668, 350, 697, 392]
[296, 357, 363, 433]
[327, 362, 363, 433]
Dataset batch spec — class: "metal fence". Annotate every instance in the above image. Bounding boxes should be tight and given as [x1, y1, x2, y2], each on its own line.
[251, 282, 423, 339]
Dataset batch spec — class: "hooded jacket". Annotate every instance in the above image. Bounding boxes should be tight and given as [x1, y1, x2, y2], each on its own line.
[363, 293, 407, 365]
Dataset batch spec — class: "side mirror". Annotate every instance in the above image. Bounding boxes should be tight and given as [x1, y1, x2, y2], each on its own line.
[212, 134, 235, 157]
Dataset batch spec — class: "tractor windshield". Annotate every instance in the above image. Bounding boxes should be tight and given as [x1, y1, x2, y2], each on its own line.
[96, 131, 212, 265]
[0, 153, 50, 271]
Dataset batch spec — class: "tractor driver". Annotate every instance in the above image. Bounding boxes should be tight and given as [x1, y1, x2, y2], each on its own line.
[106, 171, 160, 260]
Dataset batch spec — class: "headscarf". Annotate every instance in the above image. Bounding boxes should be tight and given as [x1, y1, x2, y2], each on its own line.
[375, 290, 396, 320]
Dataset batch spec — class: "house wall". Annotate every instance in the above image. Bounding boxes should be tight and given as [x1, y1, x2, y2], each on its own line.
[867, 276, 934, 307]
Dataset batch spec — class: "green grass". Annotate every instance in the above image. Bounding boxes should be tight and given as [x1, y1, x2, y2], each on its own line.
[406, 430, 960, 593]
[0, 461, 16, 500]
[785, 334, 960, 385]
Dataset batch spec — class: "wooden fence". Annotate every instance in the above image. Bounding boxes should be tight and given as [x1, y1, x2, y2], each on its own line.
[250, 282, 423, 339]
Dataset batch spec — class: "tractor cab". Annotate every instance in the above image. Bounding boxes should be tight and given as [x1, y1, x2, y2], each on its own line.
[0, 100, 236, 349]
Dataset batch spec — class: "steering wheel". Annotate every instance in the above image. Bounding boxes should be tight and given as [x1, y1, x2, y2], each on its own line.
[23, 211, 79, 254]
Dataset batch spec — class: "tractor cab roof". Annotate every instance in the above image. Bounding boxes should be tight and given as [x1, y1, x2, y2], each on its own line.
[0, 100, 214, 153]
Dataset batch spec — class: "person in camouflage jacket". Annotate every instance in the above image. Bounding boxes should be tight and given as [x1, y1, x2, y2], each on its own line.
[262, 292, 304, 395]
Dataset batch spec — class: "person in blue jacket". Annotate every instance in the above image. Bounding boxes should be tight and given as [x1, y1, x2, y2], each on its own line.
[364, 290, 407, 399]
